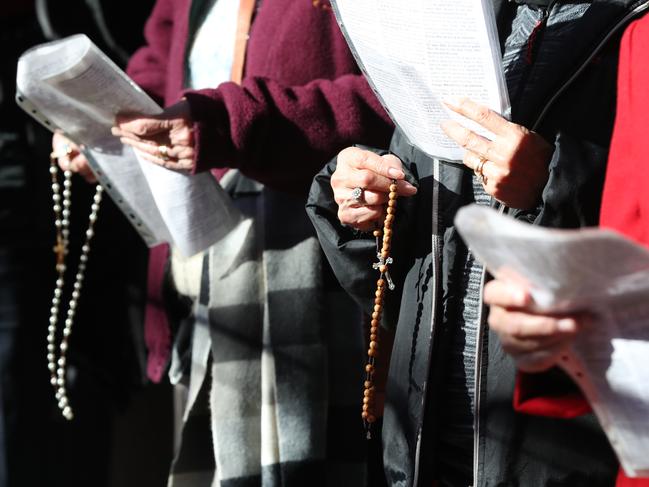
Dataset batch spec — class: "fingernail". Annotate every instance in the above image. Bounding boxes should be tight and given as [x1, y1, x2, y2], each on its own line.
[111, 127, 120, 136]
[403, 182, 418, 194]
[388, 167, 405, 179]
[557, 318, 577, 332]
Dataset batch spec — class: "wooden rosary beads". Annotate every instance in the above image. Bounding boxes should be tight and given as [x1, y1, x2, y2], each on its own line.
[362, 180, 398, 438]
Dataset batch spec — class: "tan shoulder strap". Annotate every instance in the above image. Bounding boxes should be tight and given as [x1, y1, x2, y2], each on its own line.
[230, 0, 256, 84]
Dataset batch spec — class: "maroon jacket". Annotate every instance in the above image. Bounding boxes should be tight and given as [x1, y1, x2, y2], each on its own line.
[125, 0, 393, 382]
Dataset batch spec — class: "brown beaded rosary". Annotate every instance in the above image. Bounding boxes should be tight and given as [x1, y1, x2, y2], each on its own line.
[362, 180, 398, 438]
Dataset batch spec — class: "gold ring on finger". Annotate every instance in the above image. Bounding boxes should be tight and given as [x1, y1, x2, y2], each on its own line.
[158, 145, 171, 161]
[474, 156, 488, 185]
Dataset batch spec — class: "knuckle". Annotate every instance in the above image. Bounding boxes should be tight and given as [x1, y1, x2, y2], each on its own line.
[337, 208, 348, 224]
[509, 320, 523, 336]
[475, 106, 491, 124]
[338, 146, 356, 163]
[340, 147, 369, 171]
[374, 156, 386, 176]
[460, 131, 473, 149]
[357, 150, 372, 169]
[383, 154, 402, 168]
[487, 308, 500, 328]
[357, 171, 373, 188]
[485, 145, 497, 161]
[331, 170, 343, 187]
[515, 124, 530, 138]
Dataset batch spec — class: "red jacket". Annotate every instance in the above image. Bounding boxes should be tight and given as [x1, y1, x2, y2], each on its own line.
[515, 15, 649, 487]
[125, 0, 393, 382]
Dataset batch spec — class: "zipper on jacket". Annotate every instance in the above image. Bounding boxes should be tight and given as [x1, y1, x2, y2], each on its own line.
[413, 157, 442, 487]
[471, 267, 488, 487]
[471, 202, 505, 487]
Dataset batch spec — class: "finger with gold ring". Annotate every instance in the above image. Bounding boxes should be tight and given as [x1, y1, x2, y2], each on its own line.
[350, 186, 365, 205]
[157, 145, 171, 162]
[474, 156, 488, 185]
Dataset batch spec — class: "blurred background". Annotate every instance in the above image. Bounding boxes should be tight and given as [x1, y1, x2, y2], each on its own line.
[0, 1, 174, 486]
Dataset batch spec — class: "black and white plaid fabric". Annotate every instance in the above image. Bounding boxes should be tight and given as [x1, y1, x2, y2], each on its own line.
[168, 171, 369, 487]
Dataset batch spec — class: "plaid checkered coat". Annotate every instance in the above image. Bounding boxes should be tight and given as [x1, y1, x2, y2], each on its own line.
[168, 172, 371, 487]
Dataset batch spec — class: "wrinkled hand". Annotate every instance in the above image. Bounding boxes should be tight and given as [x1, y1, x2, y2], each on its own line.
[484, 279, 588, 373]
[441, 98, 553, 209]
[332, 147, 418, 232]
[112, 100, 195, 172]
[51, 132, 97, 183]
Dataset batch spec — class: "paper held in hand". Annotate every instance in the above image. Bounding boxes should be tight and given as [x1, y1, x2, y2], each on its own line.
[16, 34, 241, 257]
[331, 0, 510, 161]
[455, 205, 649, 478]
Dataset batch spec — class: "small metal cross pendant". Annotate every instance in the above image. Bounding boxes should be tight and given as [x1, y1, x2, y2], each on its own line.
[53, 237, 66, 267]
[372, 254, 395, 290]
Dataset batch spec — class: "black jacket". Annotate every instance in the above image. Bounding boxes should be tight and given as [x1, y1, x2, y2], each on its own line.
[307, 1, 649, 486]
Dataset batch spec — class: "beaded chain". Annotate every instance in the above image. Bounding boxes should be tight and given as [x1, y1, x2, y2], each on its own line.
[362, 180, 398, 438]
[48, 152, 103, 420]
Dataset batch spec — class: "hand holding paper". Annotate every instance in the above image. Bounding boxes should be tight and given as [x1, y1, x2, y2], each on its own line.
[483, 278, 585, 373]
[441, 98, 553, 209]
[331, 0, 510, 161]
[17, 34, 241, 256]
[455, 205, 649, 477]
[113, 100, 196, 172]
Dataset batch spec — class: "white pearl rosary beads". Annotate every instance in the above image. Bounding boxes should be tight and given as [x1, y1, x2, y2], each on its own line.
[48, 154, 103, 420]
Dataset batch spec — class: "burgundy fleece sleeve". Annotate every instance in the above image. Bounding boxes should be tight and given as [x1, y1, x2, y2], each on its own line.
[184, 74, 393, 194]
[125, 0, 174, 104]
